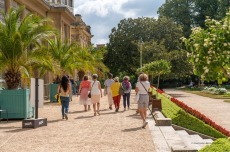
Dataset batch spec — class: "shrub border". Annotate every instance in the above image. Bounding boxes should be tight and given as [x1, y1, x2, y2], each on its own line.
[154, 88, 230, 137]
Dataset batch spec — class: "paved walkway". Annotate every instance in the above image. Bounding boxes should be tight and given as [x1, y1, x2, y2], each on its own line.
[164, 89, 230, 131]
[0, 91, 156, 152]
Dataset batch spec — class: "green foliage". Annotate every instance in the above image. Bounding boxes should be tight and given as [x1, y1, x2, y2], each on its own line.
[199, 138, 230, 152]
[154, 91, 226, 138]
[158, 0, 230, 37]
[183, 11, 230, 83]
[138, 60, 171, 77]
[0, 6, 55, 89]
[138, 59, 171, 89]
[105, 17, 190, 78]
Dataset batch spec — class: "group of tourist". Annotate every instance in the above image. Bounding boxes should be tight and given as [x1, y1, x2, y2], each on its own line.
[57, 72, 150, 128]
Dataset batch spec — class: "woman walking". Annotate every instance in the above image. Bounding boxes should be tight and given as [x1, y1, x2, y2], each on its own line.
[122, 76, 132, 111]
[57, 75, 71, 120]
[104, 73, 114, 110]
[135, 73, 150, 128]
[110, 77, 121, 112]
[79, 75, 91, 111]
[91, 74, 102, 116]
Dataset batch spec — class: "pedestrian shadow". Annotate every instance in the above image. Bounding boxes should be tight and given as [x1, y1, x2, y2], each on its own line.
[99, 112, 117, 115]
[122, 127, 142, 132]
[69, 110, 87, 114]
[126, 114, 142, 120]
[48, 119, 63, 123]
[75, 115, 94, 119]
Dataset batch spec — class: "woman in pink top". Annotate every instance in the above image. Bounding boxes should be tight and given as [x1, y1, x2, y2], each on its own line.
[79, 75, 91, 111]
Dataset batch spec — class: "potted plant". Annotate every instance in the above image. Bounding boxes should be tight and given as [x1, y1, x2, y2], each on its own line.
[0, 7, 55, 119]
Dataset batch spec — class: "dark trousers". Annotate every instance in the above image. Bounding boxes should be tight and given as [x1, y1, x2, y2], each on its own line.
[123, 93, 130, 108]
[60, 96, 70, 117]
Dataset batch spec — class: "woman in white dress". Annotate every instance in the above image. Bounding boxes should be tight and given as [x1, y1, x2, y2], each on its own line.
[104, 73, 114, 110]
[91, 74, 102, 116]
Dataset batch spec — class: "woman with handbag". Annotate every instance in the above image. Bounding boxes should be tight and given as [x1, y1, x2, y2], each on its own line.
[91, 74, 102, 116]
[57, 75, 71, 120]
[135, 73, 150, 128]
[110, 77, 121, 112]
[79, 75, 91, 111]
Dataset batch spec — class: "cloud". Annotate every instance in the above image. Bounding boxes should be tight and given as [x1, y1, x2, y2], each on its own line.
[74, 0, 165, 45]
[75, 0, 132, 17]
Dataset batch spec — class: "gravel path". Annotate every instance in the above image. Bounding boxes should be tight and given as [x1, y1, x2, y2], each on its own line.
[0, 91, 156, 152]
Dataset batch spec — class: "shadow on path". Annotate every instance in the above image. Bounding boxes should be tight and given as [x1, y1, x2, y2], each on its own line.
[75, 116, 94, 119]
[5, 128, 33, 133]
[48, 119, 63, 123]
[122, 127, 142, 132]
[168, 93, 188, 98]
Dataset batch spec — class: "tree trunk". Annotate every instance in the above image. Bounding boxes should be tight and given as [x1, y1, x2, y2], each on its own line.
[78, 70, 85, 81]
[4, 70, 21, 89]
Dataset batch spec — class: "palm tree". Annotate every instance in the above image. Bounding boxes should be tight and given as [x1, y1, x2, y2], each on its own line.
[74, 46, 108, 80]
[46, 36, 77, 78]
[0, 7, 55, 89]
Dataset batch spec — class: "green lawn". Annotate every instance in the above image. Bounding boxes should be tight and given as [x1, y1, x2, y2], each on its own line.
[199, 138, 230, 152]
[178, 88, 230, 99]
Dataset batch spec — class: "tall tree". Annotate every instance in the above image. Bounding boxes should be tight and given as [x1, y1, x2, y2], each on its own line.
[158, 0, 230, 37]
[158, 0, 194, 37]
[104, 17, 186, 76]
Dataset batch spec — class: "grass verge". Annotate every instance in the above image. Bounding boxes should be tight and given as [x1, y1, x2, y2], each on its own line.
[199, 138, 230, 152]
[224, 100, 230, 103]
[151, 92, 226, 138]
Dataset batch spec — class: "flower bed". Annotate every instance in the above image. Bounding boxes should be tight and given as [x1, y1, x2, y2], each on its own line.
[150, 87, 230, 137]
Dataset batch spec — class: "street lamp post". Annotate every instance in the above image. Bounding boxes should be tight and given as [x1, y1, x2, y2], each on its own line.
[139, 38, 143, 71]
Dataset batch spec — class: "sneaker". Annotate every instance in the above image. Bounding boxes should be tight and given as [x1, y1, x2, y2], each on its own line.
[64, 113, 68, 120]
[142, 121, 148, 128]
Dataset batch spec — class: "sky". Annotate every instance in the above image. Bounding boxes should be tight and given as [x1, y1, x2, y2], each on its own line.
[74, 0, 165, 45]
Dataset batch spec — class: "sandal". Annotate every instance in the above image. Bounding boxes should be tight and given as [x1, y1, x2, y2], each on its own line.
[94, 112, 96, 116]
[97, 110, 100, 115]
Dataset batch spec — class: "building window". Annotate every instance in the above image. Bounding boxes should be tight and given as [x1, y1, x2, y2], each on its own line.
[64, 24, 68, 40]
[62, 0, 67, 5]
[69, 0, 73, 7]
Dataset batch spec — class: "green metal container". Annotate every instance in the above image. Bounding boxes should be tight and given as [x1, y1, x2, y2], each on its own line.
[0, 89, 33, 119]
[49, 83, 59, 102]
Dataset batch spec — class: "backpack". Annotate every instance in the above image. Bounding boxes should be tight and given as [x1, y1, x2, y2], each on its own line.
[122, 81, 130, 91]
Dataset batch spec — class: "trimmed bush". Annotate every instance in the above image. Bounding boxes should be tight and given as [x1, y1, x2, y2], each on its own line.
[159, 93, 226, 138]
[150, 89, 226, 138]
[199, 138, 230, 152]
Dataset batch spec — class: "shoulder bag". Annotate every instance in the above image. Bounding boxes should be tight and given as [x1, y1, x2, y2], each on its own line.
[88, 81, 96, 98]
